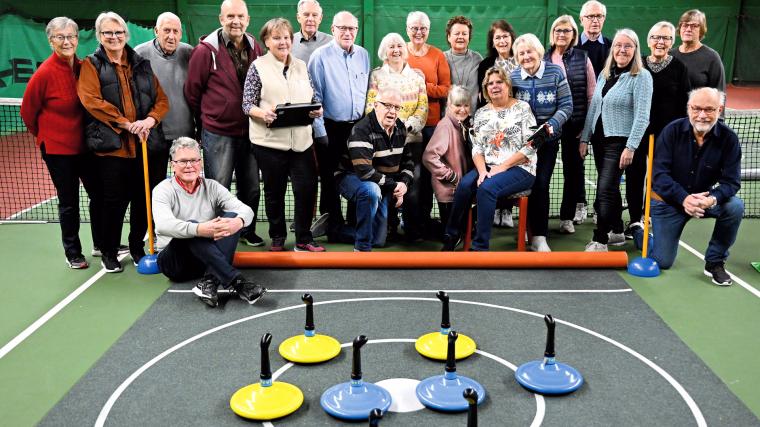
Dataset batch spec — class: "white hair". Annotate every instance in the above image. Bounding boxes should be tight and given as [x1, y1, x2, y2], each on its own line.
[406, 11, 431, 29]
[377, 33, 408, 62]
[46, 17, 78, 40]
[95, 11, 130, 43]
[513, 33, 545, 58]
[155, 11, 181, 29]
[447, 85, 471, 106]
[297, 0, 322, 14]
[580, 0, 607, 18]
[170, 137, 201, 159]
[688, 87, 726, 106]
[647, 21, 676, 42]
[332, 11, 358, 26]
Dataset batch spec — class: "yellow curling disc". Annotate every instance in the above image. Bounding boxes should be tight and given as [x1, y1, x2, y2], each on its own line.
[278, 333, 342, 364]
[415, 332, 477, 360]
[230, 382, 304, 420]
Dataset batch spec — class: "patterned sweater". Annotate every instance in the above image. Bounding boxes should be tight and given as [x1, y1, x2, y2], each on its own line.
[471, 101, 538, 176]
[510, 61, 572, 140]
[365, 63, 429, 142]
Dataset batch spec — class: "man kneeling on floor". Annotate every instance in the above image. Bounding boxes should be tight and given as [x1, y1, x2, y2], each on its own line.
[643, 87, 743, 286]
[153, 137, 266, 306]
[335, 88, 414, 251]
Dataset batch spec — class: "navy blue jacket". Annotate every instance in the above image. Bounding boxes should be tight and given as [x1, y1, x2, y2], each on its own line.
[653, 117, 741, 207]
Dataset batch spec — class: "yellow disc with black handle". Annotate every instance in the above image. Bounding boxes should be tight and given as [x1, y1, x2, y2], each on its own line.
[229, 382, 303, 420]
[416, 332, 476, 360]
[279, 333, 341, 364]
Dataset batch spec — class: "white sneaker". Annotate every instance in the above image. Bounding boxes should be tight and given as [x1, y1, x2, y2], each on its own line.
[585, 241, 608, 252]
[592, 212, 597, 225]
[530, 236, 551, 252]
[573, 203, 587, 224]
[493, 210, 502, 226]
[558, 220, 575, 234]
[501, 209, 514, 228]
[608, 232, 626, 246]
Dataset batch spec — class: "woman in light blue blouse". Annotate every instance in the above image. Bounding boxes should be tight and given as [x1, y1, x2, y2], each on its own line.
[580, 28, 653, 252]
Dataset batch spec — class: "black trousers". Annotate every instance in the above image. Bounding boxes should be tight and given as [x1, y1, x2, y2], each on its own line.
[253, 144, 318, 244]
[317, 119, 355, 233]
[403, 126, 436, 237]
[528, 138, 560, 237]
[591, 138, 627, 244]
[559, 122, 587, 220]
[41, 145, 102, 257]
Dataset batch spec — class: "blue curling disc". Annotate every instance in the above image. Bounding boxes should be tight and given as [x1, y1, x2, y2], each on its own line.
[415, 374, 486, 412]
[320, 381, 392, 420]
[137, 254, 160, 275]
[627, 256, 661, 277]
[515, 359, 584, 395]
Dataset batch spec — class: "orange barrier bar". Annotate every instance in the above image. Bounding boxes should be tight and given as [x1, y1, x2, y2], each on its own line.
[233, 251, 628, 269]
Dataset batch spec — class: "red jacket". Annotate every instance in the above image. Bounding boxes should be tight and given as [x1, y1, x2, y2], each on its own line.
[184, 29, 262, 137]
[20, 53, 85, 155]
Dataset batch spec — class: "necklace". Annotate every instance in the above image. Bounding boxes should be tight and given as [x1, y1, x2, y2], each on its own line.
[445, 50, 471, 89]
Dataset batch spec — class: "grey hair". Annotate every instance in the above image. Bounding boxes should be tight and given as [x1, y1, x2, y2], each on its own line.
[447, 85, 471, 106]
[647, 21, 676, 43]
[406, 11, 431, 29]
[95, 11, 130, 43]
[170, 137, 201, 160]
[297, 0, 322, 14]
[602, 28, 644, 78]
[512, 33, 545, 59]
[580, 0, 607, 18]
[332, 11, 358, 26]
[46, 17, 78, 40]
[377, 33, 408, 62]
[155, 11, 181, 29]
[549, 15, 579, 47]
[688, 87, 726, 106]
[376, 86, 403, 102]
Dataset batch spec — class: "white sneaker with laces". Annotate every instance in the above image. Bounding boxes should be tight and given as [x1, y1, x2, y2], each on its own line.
[558, 220, 575, 234]
[501, 209, 514, 228]
[493, 210, 502, 226]
[608, 232, 626, 246]
[573, 203, 587, 224]
[530, 236, 551, 252]
[585, 241, 608, 252]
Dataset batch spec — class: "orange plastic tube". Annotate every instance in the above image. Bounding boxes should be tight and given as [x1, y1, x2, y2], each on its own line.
[233, 251, 628, 269]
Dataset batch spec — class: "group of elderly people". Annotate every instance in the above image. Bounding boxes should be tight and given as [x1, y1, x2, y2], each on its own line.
[21, 0, 732, 276]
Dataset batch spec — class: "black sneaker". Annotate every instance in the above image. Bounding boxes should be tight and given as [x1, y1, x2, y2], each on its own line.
[192, 276, 220, 307]
[92, 245, 128, 257]
[441, 234, 462, 251]
[240, 232, 265, 247]
[232, 278, 267, 305]
[704, 261, 732, 286]
[66, 254, 89, 269]
[131, 248, 146, 267]
[101, 254, 123, 273]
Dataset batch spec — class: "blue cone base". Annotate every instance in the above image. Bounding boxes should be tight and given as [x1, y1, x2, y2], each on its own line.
[137, 255, 160, 275]
[515, 360, 583, 395]
[415, 374, 486, 412]
[320, 382, 392, 420]
[627, 256, 661, 277]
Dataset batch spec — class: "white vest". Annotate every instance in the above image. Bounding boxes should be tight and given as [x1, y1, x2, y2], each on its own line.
[249, 52, 314, 151]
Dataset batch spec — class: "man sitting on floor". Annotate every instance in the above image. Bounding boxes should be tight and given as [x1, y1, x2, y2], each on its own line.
[153, 137, 266, 307]
[335, 88, 414, 251]
[645, 87, 743, 286]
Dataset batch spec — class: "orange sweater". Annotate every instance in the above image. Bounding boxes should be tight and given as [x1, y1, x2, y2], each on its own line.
[406, 45, 451, 127]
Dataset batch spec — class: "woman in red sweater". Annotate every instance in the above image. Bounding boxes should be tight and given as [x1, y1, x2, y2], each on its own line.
[21, 17, 102, 269]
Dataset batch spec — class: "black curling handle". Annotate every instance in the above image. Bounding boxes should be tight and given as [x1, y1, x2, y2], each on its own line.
[544, 314, 556, 358]
[352, 335, 369, 380]
[445, 330, 458, 373]
[260, 333, 273, 381]
[437, 291, 450, 329]
[302, 293, 315, 331]
[464, 388, 478, 427]
[368, 408, 383, 426]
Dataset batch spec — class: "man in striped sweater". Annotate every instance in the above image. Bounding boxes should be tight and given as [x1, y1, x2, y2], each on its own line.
[336, 88, 415, 251]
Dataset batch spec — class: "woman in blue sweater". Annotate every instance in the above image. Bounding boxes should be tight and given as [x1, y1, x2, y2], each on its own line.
[580, 28, 653, 252]
[511, 33, 573, 252]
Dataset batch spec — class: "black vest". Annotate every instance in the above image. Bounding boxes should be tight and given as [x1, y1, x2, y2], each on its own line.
[85, 44, 165, 152]
[545, 47, 589, 128]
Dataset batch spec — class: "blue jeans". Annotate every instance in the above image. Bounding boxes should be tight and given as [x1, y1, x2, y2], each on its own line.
[338, 174, 389, 251]
[201, 129, 260, 232]
[446, 167, 535, 251]
[648, 197, 744, 269]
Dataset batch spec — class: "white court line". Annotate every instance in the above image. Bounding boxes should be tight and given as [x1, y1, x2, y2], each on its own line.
[95, 297, 705, 427]
[169, 288, 633, 294]
[4, 196, 57, 220]
[678, 241, 760, 298]
[0, 254, 127, 360]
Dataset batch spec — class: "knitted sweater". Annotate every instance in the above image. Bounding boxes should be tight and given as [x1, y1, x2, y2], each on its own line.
[152, 177, 254, 251]
[444, 49, 483, 108]
[365, 63, 428, 142]
[20, 53, 85, 155]
[581, 69, 653, 150]
[670, 44, 725, 91]
[510, 61, 573, 140]
[407, 45, 451, 126]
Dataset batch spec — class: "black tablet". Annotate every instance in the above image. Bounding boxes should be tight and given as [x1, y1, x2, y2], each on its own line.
[268, 102, 322, 128]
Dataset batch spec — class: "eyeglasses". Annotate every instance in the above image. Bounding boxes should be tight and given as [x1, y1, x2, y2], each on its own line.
[408, 26, 429, 34]
[376, 101, 402, 112]
[334, 25, 358, 33]
[101, 30, 126, 38]
[583, 14, 605, 21]
[688, 105, 718, 114]
[52, 34, 79, 42]
[553, 28, 573, 34]
[649, 35, 673, 42]
[493, 35, 511, 42]
[681, 23, 701, 29]
[613, 43, 635, 51]
[171, 158, 202, 167]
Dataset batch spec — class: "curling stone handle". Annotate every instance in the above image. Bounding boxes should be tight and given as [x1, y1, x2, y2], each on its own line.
[464, 388, 478, 427]
[351, 335, 368, 380]
[368, 408, 383, 426]
[544, 314, 556, 358]
[437, 291, 450, 329]
[445, 330, 458, 373]
[302, 293, 315, 331]
[260, 333, 272, 381]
